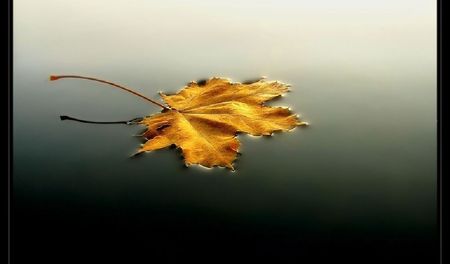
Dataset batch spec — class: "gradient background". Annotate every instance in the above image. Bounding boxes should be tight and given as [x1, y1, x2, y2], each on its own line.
[13, 0, 437, 263]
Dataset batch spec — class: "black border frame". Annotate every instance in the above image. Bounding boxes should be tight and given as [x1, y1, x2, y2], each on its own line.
[6, 0, 443, 263]
[7, 0, 13, 263]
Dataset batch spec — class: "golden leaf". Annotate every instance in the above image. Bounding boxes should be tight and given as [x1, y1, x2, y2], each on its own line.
[138, 77, 308, 170]
[50, 75, 308, 170]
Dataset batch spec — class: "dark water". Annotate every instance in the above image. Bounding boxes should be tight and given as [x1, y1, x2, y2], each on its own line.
[13, 1, 437, 262]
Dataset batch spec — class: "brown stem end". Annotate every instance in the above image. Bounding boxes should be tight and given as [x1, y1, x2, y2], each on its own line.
[49, 75, 60, 81]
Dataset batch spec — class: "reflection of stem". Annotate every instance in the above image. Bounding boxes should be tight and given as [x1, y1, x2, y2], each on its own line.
[50, 74, 169, 110]
[60, 115, 143, 125]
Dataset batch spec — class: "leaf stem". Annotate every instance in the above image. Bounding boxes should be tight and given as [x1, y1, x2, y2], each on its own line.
[60, 115, 143, 125]
[50, 75, 169, 110]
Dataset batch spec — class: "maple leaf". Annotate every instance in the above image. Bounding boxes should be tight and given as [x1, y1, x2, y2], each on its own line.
[50, 75, 308, 170]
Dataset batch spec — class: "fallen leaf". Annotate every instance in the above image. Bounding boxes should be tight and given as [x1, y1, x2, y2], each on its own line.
[51, 75, 308, 170]
[138, 77, 308, 170]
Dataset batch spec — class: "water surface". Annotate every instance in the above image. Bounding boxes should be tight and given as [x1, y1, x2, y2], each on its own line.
[13, 0, 437, 262]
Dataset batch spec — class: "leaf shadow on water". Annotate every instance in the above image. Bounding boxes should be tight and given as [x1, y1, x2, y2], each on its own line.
[241, 77, 266, 84]
[179, 76, 270, 89]
[195, 79, 208, 86]
[195, 76, 265, 87]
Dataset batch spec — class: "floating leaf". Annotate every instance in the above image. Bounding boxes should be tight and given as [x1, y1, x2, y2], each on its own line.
[51, 75, 308, 170]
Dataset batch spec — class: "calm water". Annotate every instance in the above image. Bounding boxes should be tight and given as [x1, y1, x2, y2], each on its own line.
[13, 0, 437, 262]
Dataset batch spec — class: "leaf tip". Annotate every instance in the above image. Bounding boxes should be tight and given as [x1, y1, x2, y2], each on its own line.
[130, 150, 144, 158]
[298, 121, 309, 126]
